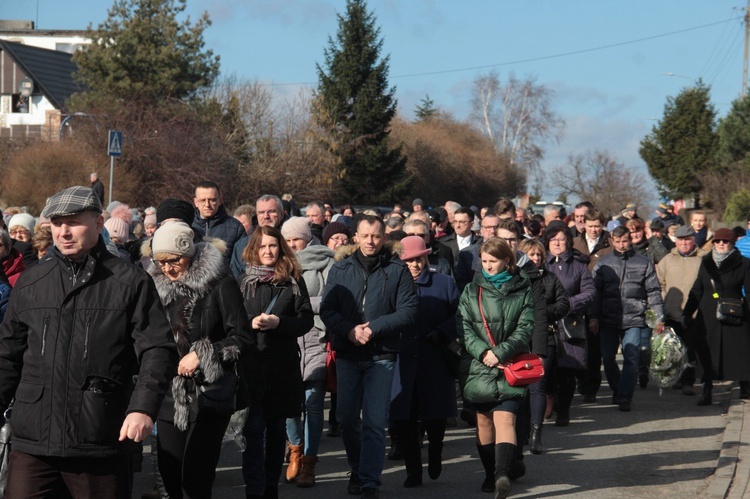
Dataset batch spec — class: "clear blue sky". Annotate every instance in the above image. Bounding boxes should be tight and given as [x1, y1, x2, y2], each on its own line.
[5, 0, 747, 202]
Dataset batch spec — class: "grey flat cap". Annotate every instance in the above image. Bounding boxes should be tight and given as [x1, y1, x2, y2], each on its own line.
[42, 186, 103, 219]
[674, 225, 695, 238]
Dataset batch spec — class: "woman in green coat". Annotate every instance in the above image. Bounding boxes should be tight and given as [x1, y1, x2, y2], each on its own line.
[457, 238, 535, 499]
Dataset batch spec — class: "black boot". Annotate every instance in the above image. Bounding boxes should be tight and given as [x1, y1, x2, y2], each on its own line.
[530, 423, 543, 455]
[697, 381, 713, 406]
[494, 443, 515, 499]
[476, 443, 495, 493]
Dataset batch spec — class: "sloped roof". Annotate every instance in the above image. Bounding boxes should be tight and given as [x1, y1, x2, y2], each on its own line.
[0, 40, 79, 110]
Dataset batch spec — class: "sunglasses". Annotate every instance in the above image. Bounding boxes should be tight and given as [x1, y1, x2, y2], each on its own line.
[152, 257, 182, 268]
[713, 239, 732, 244]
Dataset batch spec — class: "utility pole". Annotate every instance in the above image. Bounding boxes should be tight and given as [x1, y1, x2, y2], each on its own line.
[743, 0, 750, 98]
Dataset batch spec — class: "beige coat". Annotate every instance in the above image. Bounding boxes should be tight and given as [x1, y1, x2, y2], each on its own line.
[656, 246, 709, 321]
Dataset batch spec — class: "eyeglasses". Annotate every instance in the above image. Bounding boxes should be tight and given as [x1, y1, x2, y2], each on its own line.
[481, 225, 499, 231]
[10, 229, 29, 236]
[713, 239, 732, 244]
[153, 257, 182, 268]
[257, 209, 278, 216]
[196, 198, 218, 205]
[548, 237, 567, 244]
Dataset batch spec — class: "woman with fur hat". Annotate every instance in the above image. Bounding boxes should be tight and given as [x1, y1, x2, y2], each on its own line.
[280, 217, 335, 487]
[238, 225, 313, 499]
[147, 222, 256, 499]
[391, 236, 460, 488]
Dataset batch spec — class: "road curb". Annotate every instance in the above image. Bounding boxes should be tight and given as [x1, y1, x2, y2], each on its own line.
[707, 398, 746, 498]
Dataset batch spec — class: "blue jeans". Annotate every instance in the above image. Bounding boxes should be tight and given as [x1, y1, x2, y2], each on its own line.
[336, 357, 396, 490]
[286, 379, 326, 457]
[601, 327, 650, 402]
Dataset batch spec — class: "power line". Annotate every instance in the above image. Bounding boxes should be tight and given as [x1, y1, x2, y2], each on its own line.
[258, 16, 742, 87]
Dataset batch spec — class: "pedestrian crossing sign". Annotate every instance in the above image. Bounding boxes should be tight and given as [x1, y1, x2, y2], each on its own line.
[108, 130, 122, 157]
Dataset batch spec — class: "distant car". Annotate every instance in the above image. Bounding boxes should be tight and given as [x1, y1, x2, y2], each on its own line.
[529, 201, 569, 216]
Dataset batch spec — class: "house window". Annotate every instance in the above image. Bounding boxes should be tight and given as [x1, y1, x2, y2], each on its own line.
[12, 94, 29, 113]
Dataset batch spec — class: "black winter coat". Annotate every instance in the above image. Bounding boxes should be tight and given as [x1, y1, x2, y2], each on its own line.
[192, 205, 247, 266]
[239, 276, 313, 419]
[591, 249, 663, 329]
[684, 249, 750, 381]
[148, 242, 256, 423]
[320, 246, 418, 361]
[539, 269, 571, 346]
[0, 240, 178, 458]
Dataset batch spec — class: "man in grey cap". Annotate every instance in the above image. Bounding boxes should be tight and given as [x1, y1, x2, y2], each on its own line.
[656, 225, 710, 401]
[0, 186, 177, 497]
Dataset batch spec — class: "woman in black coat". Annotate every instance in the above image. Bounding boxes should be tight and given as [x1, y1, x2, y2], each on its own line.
[238, 225, 313, 499]
[518, 238, 570, 454]
[390, 236, 460, 488]
[542, 222, 595, 427]
[683, 228, 750, 405]
[148, 222, 256, 499]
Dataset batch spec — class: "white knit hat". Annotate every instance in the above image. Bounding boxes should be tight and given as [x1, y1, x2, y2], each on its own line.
[281, 216, 312, 242]
[151, 222, 195, 257]
[104, 217, 129, 243]
[8, 213, 35, 234]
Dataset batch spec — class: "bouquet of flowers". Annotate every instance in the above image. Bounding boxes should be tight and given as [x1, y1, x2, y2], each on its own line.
[649, 327, 688, 391]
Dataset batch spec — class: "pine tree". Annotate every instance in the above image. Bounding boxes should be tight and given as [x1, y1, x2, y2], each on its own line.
[70, 0, 219, 109]
[414, 95, 437, 122]
[717, 94, 750, 170]
[313, 0, 410, 204]
[639, 80, 718, 204]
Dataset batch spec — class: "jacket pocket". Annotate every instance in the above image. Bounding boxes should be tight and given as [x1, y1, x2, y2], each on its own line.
[12, 381, 44, 442]
[76, 377, 130, 446]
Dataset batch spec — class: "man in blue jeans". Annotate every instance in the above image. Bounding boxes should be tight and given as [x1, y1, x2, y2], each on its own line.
[321, 215, 418, 498]
[589, 226, 665, 412]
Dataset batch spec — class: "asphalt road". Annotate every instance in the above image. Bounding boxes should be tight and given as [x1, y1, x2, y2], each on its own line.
[133, 378, 730, 498]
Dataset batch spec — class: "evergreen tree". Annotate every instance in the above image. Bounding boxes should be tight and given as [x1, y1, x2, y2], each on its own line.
[717, 94, 750, 170]
[70, 0, 219, 109]
[639, 80, 718, 204]
[414, 94, 437, 122]
[313, 0, 410, 204]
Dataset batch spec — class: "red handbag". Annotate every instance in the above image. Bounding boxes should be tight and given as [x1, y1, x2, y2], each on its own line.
[478, 288, 544, 387]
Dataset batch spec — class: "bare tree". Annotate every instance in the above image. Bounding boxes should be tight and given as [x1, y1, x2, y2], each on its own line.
[469, 71, 565, 178]
[550, 149, 649, 218]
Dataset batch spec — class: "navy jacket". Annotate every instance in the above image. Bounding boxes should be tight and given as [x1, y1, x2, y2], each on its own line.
[192, 205, 246, 266]
[320, 246, 418, 360]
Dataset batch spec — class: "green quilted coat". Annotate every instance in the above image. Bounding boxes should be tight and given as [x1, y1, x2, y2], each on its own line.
[457, 270, 535, 403]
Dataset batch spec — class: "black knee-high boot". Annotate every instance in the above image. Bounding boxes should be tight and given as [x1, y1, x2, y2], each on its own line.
[494, 443, 515, 499]
[476, 442, 495, 493]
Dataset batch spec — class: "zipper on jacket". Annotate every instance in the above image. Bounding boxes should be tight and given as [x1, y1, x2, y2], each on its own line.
[41, 317, 49, 356]
[83, 316, 91, 360]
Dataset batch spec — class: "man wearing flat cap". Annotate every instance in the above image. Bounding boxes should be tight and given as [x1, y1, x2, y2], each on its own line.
[0, 186, 177, 497]
[656, 225, 708, 398]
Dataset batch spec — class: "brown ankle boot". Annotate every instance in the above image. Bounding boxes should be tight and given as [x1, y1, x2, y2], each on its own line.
[285, 443, 304, 483]
[296, 455, 319, 487]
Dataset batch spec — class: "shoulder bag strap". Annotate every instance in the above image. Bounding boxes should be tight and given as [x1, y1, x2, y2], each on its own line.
[264, 288, 281, 314]
[477, 287, 497, 347]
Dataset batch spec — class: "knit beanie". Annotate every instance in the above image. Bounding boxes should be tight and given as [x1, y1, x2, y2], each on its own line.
[8, 213, 35, 234]
[281, 216, 312, 242]
[156, 199, 195, 226]
[151, 222, 195, 257]
[144, 214, 157, 227]
[322, 221, 351, 245]
[104, 217, 129, 243]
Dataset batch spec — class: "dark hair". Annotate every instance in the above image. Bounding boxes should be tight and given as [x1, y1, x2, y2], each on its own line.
[732, 226, 746, 241]
[493, 198, 516, 217]
[584, 209, 607, 225]
[611, 226, 631, 239]
[575, 201, 594, 211]
[541, 222, 573, 251]
[195, 180, 221, 195]
[340, 204, 356, 216]
[523, 218, 542, 238]
[496, 218, 521, 238]
[479, 237, 517, 273]
[454, 207, 475, 222]
[353, 214, 384, 235]
[242, 225, 300, 282]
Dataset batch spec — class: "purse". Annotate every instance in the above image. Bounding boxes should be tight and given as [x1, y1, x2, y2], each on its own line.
[194, 367, 238, 414]
[478, 288, 544, 386]
[710, 279, 744, 327]
[561, 314, 587, 344]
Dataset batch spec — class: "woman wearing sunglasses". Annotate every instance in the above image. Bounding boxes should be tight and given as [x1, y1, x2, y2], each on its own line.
[147, 222, 256, 499]
[684, 227, 750, 405]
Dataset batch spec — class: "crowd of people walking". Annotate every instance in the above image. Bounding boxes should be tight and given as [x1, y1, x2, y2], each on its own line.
[0, 176, 747, 499]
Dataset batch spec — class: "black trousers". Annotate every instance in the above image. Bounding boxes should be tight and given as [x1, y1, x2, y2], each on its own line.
[6, 450, 132, 499]
[575, 330, 602, 397]
[157, 411, 231, 499]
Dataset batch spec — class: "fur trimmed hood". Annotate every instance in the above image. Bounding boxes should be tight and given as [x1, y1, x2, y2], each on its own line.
[334, 240, 402, 262]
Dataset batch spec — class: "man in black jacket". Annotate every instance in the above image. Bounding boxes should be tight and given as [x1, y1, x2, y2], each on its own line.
[0, 186, 177, 498]
[321, 215, 418, 498]
[192, 181, 246, 266]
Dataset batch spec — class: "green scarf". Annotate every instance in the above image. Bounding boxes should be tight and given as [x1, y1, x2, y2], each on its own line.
[482, 268, 512, 288]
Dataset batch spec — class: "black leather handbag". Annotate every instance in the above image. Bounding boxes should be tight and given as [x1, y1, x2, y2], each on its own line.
[194, 368, 238, 414]
[711, 279, 744, 327]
